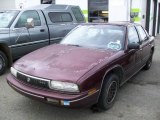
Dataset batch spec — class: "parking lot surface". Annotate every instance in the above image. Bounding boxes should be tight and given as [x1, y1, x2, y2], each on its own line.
[0, 35, 160, 120]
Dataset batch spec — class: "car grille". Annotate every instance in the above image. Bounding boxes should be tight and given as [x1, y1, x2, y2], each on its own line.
[17, 72, 50, 89]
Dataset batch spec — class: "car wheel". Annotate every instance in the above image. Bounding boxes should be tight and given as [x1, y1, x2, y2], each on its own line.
[0, 51, 8, 75]
[97, 74, 119, 111]
[143, 50, 153, 70]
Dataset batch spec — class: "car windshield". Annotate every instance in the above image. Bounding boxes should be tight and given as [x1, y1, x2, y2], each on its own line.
[0, 10, 19, 28]
[60, 25, 126, 51]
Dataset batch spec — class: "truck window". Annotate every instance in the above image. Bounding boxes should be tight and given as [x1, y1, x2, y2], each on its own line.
[71, 7, 84, 22]
[15, 10, 41, 28]
[48, 12, 73, 23]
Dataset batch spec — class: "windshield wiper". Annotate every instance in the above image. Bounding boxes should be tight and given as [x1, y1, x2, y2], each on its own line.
[66, 44, 82, 47]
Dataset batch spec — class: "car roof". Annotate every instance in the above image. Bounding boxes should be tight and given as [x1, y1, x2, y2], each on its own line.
[81, 21, 141, 27]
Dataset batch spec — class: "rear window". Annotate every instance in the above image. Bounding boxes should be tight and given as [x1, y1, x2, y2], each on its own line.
[48, 12, 73, 23]
[71, 7, 84, 22]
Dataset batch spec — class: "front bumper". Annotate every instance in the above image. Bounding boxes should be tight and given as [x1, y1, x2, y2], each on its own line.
[7, 74, 99, 108]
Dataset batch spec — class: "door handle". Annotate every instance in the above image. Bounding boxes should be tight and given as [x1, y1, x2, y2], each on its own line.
[40, 29, 45, 32]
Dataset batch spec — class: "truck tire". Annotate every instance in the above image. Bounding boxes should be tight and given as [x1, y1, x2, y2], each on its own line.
[97, 74, 119, 111]
[0, 51, 8, 75]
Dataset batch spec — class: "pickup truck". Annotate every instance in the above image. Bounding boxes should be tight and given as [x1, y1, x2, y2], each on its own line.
[0, 4, 85, 75]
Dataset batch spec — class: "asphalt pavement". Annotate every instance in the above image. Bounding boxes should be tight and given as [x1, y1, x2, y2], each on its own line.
[0, 35, 160, 120]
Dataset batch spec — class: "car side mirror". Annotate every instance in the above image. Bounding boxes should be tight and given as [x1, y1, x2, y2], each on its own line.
[25, 18, 34, 29]
[128, 43, 140, 50]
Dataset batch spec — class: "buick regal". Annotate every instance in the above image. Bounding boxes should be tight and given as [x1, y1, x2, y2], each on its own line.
[7, 22, 155, 110]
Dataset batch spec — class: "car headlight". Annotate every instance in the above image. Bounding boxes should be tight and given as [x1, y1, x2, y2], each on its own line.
[10, 67, 18, 77]
[50, 81, 79, 92]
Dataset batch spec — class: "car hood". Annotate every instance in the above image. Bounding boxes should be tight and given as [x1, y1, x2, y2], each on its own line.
[14, 44, 118, 83]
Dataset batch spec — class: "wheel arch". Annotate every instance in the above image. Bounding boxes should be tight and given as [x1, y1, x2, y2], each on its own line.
[97, 65, 124, 100]
[0, 43, 12, 67]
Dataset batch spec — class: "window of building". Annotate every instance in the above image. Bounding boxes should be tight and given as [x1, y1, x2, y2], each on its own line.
[71, 7, 84, 22]
[48, 12, 73, 23]
[88, 0, 109, 22]
[15, 10, 41, 28]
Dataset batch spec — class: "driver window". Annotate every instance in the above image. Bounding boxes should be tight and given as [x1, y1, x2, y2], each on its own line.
[128, 26, 140, 44]
[15, 10, 41, 28]
[136, 26, 148, 42]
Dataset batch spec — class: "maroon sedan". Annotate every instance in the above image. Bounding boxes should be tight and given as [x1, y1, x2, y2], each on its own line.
[7, 22, 155, 110]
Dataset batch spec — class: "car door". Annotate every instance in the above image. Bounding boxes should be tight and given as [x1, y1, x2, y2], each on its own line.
[136, 25, 151, 65]
[10, 10, 49, 59]
[124, 26, 142, 79]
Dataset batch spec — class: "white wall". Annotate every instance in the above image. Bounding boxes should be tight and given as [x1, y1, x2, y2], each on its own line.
[109, 0, 131, 22]
[141, 0, 147, 27]
[0, 0, 16, 10]
[15, 0, 40, 9]
[149, 0, 154, 35]
[55, 0, 87, 10]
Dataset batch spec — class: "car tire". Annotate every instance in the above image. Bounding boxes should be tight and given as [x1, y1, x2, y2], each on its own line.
[143, 50, 153, 70]
[97, 74, 119, 111]
[0, 51, 8, 75]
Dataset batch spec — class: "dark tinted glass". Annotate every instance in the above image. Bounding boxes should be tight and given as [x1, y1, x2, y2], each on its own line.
[48, 12, 73, 23]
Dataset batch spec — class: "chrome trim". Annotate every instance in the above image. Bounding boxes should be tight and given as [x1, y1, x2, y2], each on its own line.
[16, 69, 50, 82]
[10, 83, 44, 99]
[12, 68, 79, 93]
[9, 39, 49, 48]
[50, 37, 63, 41]
[69, 90, 100, 103]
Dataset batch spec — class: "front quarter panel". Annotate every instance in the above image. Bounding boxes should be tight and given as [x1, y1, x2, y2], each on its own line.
[77, 51, 125, 93]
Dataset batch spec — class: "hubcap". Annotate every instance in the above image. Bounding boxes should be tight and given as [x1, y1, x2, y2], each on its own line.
[106, 81, 117, 104]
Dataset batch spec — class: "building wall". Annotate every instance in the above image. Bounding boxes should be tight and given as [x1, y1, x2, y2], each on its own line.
[0, 0, 16, 10]
[109, 0, 131, 22]
[15, 0, 40, 9]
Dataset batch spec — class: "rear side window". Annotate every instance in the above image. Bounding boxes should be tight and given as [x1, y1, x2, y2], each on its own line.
[71, 7, 84, 22]
[48, 12, 73, 23]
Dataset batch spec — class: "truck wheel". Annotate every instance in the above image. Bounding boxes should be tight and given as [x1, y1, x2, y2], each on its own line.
[143, 50, 153, 70]
[0, 51, 8, 75]
[97, 74, 119, 111]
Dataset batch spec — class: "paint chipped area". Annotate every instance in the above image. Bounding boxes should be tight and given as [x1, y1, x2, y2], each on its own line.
[14, 44, 117, 82]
